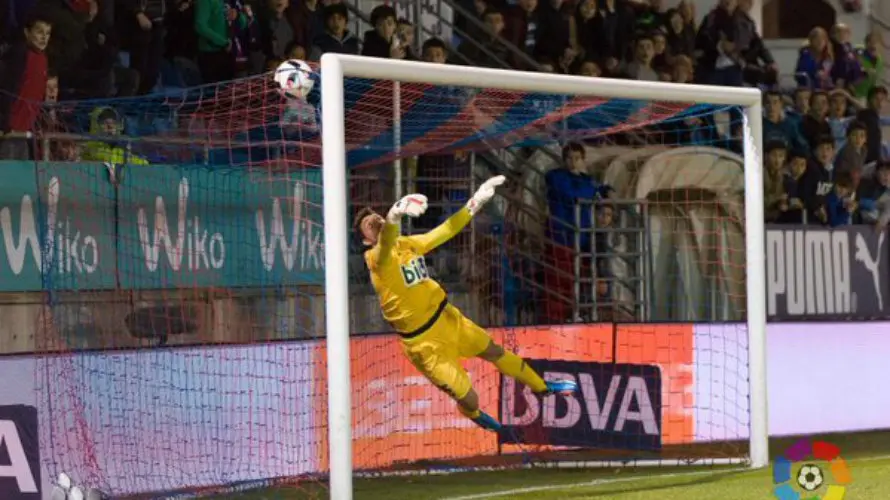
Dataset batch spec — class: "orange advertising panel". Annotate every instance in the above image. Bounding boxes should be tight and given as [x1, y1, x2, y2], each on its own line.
[314, 323, 694, 471]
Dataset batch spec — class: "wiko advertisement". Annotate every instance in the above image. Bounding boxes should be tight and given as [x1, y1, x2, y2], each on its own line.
[0, 161, 324, 291]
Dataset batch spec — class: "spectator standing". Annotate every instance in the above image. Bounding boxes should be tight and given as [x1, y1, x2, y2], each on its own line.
[801, 91, 831, 149]
[543, 142, 611, 323]
[829, 23, 863, 91]
[633, 0, 666, 32]
[795, 27, 834, 90]
[695, 0, 743, 87]
[0, 14, 50, 160]
[853, 32, 884, 100]
[779, 150, 809, 224]
[664, 8, 694, 61]
[573, 0, 603, 64]
[362, 5, 402, 59]
[259, 0, 295, 64]
[836, 120, 868, 174]
[855, 85, 888, 165]
[535, 0, 572, 68]
[287, 0, 324, 52]
[763, 90, 808, 154]
[458, 8, 511, 68]
[121, 0, 167, 94]
[597, 0, 635, 75]
[165, 0, 201, 86]
[308, 3, 358, 60]
[195, 0, 241, 83]
[623, 35, 659, 81]
[736, 0, 777, 87]
[802, 135, 837, 224]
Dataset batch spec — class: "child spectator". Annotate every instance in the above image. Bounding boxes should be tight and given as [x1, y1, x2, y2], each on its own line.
[0, 14, 51, 160]
[764, 140, 789, 222]
[308, 3, 357, 60]
[671, 54, 694, 83]
[823, 172, 856, 227]
[795, 27, 834, 90]
[397, 19, 418, 60]
[853, 32, 884, 100]
[827, 90, 853, 149]
[802, 91, 831, 149]
[763, 90, 808, 154]
[458, 9, 511, 68]
[836, 120, 868, 174]
[858, 161, 890, 225]
[421, 38, 448, 65]
[788, 87, 811, 125]
[576, 59, 601, 77]
[81, 107, 150, 165]
[803, 135, 837, 224]
[855, 85, 888, 165]
[624, 35, 658, 81]
[779, 150, 809, 224]
[362, 5, 404, 60]
[544, 142, 612, 323]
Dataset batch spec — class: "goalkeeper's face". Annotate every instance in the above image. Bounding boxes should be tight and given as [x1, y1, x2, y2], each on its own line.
[360, 213, 385, 246]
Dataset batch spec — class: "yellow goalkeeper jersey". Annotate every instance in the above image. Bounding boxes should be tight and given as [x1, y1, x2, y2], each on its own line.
[365, 208, 472, 334]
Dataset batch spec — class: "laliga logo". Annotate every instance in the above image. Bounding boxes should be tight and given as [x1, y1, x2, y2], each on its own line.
[773, 439, 852, 500]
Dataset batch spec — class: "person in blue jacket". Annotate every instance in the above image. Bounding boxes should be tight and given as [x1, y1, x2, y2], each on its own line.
[543, 142, 612, 323]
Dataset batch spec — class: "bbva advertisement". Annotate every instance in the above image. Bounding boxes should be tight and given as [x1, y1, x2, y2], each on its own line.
[0, 322, 888, 498]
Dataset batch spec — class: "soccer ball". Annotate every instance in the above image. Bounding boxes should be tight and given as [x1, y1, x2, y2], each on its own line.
[274, 59, 315, 100]
[797, 463, 824, 491]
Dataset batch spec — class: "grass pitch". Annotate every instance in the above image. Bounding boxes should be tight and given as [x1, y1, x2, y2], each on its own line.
[211, 432, 890, 499]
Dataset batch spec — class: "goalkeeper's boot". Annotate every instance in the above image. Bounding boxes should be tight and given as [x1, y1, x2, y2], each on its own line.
[470, 411, 503, 433]
[543, 379, 579, 396]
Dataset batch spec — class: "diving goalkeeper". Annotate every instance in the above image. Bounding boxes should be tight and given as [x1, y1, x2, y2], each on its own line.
[355, 175, 578, 432]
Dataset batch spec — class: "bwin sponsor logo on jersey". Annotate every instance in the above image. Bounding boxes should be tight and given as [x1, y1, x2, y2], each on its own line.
[766, 227, 889, 319]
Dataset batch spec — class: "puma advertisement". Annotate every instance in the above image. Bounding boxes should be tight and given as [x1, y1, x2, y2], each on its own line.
[498, 359, 662, 450]
[766, 225, 890, 321]
[0, 405, 40, 499]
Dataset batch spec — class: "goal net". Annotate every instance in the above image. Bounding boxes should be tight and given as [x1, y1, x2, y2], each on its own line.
[23, 56, 766, 499]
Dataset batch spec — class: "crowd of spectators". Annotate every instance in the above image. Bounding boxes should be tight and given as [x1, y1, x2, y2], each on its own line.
[0, 0, 888, 319]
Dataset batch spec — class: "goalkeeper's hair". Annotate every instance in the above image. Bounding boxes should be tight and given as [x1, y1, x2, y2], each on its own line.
[353, 206, 377, 238]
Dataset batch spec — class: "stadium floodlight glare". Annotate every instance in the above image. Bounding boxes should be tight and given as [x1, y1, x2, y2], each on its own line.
[320, 53, 768, 500]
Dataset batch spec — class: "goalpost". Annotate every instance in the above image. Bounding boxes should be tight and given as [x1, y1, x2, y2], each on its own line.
[320, 53, 769, 500]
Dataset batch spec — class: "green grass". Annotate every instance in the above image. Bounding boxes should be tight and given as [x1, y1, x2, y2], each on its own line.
[207, 432, 890, 499]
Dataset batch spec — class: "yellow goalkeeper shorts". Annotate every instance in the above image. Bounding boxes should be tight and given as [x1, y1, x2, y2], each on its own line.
[400, 301, 492, 400]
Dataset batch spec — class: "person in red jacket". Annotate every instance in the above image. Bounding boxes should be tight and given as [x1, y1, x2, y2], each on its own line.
[0, 14, 51, 159]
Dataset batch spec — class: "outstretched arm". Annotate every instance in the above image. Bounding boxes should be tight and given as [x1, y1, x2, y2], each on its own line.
[375, 194, 429, 267]
[407, 175, 506, 255]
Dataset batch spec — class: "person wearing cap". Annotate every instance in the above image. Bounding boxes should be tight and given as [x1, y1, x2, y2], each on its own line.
[81, 106, 149, 165]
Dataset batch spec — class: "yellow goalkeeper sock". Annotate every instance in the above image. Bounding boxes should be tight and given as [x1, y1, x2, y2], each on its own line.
[458, 405, 481, 420]
[494, 351, 547, 393]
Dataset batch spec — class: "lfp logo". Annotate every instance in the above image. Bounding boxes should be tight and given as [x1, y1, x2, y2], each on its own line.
[773, 439, 852, 500]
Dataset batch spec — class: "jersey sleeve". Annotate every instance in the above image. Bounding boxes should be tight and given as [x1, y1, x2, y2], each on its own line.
[372, 222, 401, 267]
[404, 207, 472, 255]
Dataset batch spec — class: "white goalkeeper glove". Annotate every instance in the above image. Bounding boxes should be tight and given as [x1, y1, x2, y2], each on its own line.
[466, 175, 505, 216]
[387, 194, 429, 223]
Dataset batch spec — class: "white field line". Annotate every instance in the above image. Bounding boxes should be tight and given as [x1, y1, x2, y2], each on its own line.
[437, 468, 751, 500]
[438, 455, 890, 500]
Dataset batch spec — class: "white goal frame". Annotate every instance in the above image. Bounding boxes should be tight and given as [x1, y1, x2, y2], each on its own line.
[319, 53, 768, 500]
